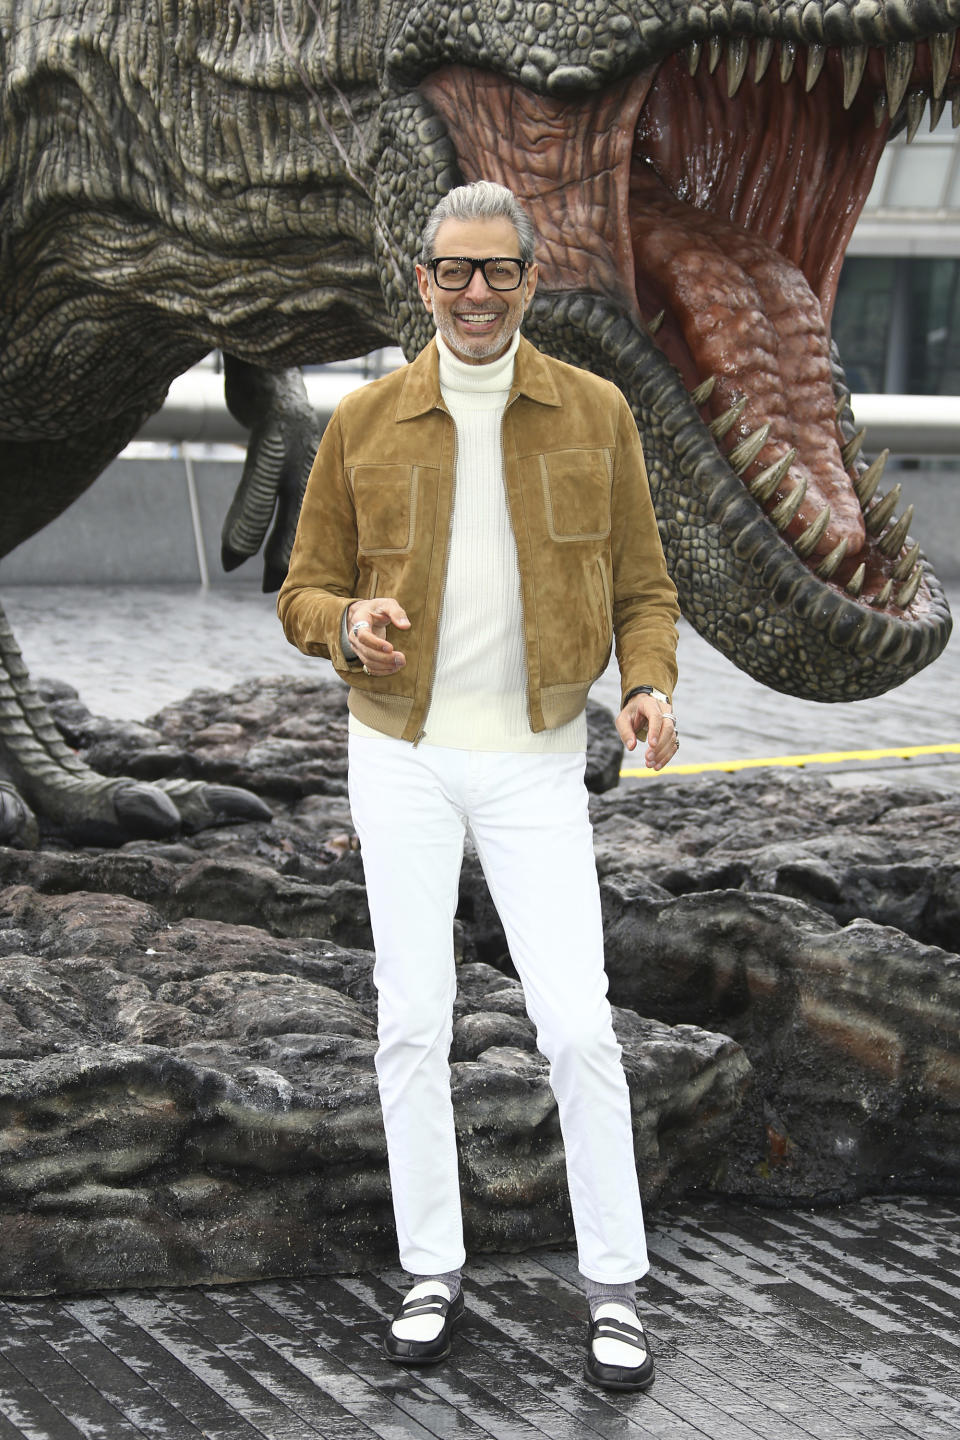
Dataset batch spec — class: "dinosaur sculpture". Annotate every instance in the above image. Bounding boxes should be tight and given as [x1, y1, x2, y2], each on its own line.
[0, 1, 956, 845]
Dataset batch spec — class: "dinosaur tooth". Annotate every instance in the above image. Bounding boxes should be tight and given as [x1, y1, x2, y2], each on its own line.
[729, 423, 771, 473]
[709, 396, 748, 439]
[779, 40, 796, 83]
[878, 504, 914, 557]
[854, 449, 888, 506]
[647, 308, 665, 335]
[834, 393, 849, 421]
[805, 43, 826, 92]
[689, 375, 716, 405]
[884, 41, 915, 117]
[906, 90, 927, 143]
[816, 538, 849, 579]
[893, 542, 921, 581]
[708, 36, 723, 74]
[803, 7, 824, 42]
[872, 579, 894, 607]
[749, 448, 796, 503]
[842, 44, 869, 109]
[845, 563, 866, 598]
[930, 32, 954, 99]
[842, 428, 866, 469]
[687, 40, 702, 75]
[896, 566, 923, 608]
[770, 477, 807, 530]
[793, 504, 832, 559]
[754, 37, 773, 83]
[865, 483, 903, 536]
[929, 94, 946, 130]
[727, 37, 749, 97]
[953, 92, 960, 128]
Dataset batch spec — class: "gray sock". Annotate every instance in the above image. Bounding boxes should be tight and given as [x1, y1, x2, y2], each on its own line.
[584, 1277, 637, 1319]
[412, 1268, 462, 1301]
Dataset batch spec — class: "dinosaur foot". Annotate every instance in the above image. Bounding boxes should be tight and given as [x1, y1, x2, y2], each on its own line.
[2, 775, 271, 849]
[87, 776, 271, 844]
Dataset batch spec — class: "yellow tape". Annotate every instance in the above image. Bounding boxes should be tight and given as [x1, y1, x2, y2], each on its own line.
[621, 743, 960, 779]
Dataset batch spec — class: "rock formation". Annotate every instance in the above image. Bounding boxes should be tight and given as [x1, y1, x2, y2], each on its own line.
[0, 674, 957, 1292]
[0, 883, 747, 1295]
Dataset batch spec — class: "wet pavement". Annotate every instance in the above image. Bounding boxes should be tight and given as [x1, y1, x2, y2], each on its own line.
[1, 1194, 959, 1439]
[7, 580, 959, 790]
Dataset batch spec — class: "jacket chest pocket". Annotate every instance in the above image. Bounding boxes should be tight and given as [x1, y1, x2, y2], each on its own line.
[352, 466, 419, 555]
[540, 449, 612, 541]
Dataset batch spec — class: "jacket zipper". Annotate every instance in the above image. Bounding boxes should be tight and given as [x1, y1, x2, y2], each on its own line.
[413, 400, 458, 746]
[501, 388, 536, 731]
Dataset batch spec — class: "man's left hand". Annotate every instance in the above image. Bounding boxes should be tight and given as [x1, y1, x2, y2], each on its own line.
[616, 694, 680, 771]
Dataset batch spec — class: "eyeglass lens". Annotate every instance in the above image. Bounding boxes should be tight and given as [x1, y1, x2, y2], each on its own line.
[431, 257, 525, 291]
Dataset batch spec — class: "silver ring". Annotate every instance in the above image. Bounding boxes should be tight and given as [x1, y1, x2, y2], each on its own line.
[362, 664, 370, 675]
[351, 619, 371, 637]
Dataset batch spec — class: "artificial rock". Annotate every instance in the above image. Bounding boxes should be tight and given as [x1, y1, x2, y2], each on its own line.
[1, 676, 959, 1292]
[0, 885, 748, 1294]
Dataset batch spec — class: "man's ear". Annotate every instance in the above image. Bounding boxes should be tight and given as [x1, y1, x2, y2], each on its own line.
[523, 262, 539, 310]
[415, 263, 433, 314]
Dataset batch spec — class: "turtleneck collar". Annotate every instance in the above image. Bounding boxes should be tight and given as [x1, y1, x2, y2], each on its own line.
[436, 329, 519, 394]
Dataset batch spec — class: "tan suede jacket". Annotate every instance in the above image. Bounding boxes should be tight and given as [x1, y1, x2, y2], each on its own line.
[278, 335, 680, 744]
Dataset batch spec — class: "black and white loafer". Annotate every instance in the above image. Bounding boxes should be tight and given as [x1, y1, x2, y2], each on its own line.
[384, 1281, 465, 1365]
[584, 1303, 655, 1392]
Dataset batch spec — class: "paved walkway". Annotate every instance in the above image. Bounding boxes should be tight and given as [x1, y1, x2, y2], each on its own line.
[1, 1194, 958, 1439]
[6, 581, 960, 789]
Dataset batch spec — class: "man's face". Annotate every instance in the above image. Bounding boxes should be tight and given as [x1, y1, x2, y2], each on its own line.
[416, 216, 539, 365]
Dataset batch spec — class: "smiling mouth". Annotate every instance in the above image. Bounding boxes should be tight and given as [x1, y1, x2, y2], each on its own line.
[420, 31, 960, 617]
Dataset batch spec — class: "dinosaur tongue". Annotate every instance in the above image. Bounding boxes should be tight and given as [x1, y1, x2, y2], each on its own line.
[629, 164, 864, 557]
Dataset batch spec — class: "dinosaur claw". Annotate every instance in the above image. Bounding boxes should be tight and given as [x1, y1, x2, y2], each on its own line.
[0, 783, 40, 849]
[261, 560, 288, 594]
[113, 783, 182, 838]
[154, 779, 272, 833]
[197, 785, 273, 828]
[221, 543, 247, 572]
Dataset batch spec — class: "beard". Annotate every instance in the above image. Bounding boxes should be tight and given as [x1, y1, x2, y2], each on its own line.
[432, 301, 523, 363]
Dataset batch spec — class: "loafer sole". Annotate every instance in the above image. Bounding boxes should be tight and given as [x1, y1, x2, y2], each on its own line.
[584, 1355, 656, 1392]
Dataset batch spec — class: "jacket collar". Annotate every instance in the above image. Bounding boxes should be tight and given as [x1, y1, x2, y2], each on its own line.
[395, 333, 563, 420]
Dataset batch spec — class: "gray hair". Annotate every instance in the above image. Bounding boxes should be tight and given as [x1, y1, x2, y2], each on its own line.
[421, 181, 536, 265]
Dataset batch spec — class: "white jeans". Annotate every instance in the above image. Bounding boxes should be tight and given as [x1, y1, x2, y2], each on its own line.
[348, 734, 649, 1284]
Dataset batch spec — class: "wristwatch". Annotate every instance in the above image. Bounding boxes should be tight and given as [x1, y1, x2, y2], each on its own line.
[624, 685, 671, 706]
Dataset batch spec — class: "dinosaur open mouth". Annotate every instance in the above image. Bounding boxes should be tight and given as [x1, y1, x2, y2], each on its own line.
[420, 32, 960, 615]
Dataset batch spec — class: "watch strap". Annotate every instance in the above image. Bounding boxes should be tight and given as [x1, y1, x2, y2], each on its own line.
[624, 685, 671, 706]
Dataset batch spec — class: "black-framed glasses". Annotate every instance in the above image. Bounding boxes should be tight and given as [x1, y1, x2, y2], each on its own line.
[428, 256, 527, 291]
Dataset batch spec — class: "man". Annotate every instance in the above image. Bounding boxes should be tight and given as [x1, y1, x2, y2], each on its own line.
[278, 180, 680, 1392]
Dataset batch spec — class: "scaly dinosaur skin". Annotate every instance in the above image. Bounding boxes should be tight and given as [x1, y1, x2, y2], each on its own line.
[0, 2, 956, 843]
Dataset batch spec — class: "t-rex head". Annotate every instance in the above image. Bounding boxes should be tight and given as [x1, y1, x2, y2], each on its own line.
[373, 1, 957, 701]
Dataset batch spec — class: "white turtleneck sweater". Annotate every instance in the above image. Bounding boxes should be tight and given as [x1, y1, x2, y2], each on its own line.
[350, 330, 586, 753]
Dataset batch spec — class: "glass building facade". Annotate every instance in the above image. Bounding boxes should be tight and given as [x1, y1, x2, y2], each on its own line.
[834, 107, 960, 397]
